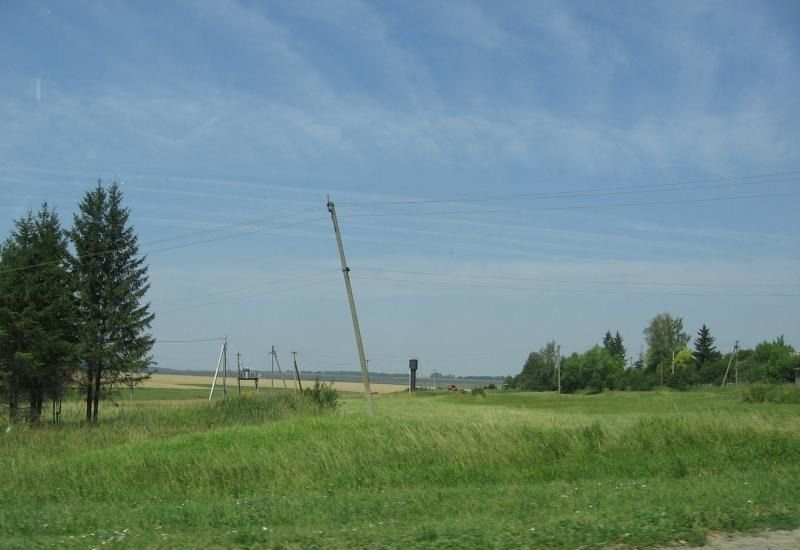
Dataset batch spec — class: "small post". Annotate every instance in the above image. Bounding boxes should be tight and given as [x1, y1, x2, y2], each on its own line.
[327, 197, 375, 417]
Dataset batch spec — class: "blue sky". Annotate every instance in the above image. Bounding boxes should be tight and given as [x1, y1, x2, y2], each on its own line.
[1, 0, 798, 377]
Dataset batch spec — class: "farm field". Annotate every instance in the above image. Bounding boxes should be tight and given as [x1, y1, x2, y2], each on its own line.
[2, 388, 800, 549]
[142, 373, 408, 395]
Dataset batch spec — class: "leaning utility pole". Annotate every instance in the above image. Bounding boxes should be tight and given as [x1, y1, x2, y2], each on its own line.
[271, 346, 289, 390]
[721, 340, 740, 387]
[327, 197, 375, 417]
[292, 351, 303, 391]
[209, 337, 229, 401]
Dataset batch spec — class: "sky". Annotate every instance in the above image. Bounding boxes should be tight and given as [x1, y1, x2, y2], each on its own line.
[1, 0, 798, 378]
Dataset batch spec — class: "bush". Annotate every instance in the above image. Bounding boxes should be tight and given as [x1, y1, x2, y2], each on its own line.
[619, 368, 656, 391]
[196, 393, 320, 424]
[302, 378, 339, 410]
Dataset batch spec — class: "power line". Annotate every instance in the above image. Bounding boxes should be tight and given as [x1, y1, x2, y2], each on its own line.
[337, 171, 800, 207]
[156, 269, 338, 307]
[154, 276, 340, 315]
[0, 213, 328, 275]
[338, 190, 800, 219]
[140, 206, 321, 247]
[156, 337, 226, 343]
[356, 266, 799, 290]
[351, 274, 800, 298]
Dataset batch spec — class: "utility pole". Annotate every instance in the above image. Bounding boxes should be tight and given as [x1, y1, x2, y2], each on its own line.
[223, 336, 228, 399]
[270, 350, 274, 396]
[327, 197, 375, 417]
[555, 344, 561, 394]
[292, 352, 303, 391]
[721, 340, 740, 387]
[237, 352, 242, 396]
[271, 346, 289, 390]
[208, 337, 228, 401]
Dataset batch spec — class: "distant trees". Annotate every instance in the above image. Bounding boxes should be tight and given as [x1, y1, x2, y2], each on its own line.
[71, 183, 154, 423]
[0, 206, 78, 422]
[741, 337, 797, 383]
[602, 331, 626, 360]
[643, 313, 690, 378]
[513, 341, 558, 391]
[0, 182, 153, 424]
[510, 313, 798, 393]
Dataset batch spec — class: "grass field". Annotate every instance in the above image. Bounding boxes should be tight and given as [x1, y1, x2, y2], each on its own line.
[2, 387, 800, 549]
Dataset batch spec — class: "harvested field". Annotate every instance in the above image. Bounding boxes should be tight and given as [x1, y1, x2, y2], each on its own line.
[142, 372, 407, 394]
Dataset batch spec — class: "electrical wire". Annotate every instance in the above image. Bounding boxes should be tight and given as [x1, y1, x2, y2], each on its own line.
[338, 190, 800, 220]
[0, 213, 328, 275]
[154, 276, 340, 315]
[156, 269, 338, 306]
[351, 274, 800, 298]
[356, 266, 799, 290]
[337, 171, 800, 207]
[156, 337, 225, 343]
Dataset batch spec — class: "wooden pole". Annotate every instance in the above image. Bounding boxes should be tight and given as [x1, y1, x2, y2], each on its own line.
[327, 198, 375, 417]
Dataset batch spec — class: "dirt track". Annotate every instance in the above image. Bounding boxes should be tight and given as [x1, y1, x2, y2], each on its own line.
[656, 529, 800, 550]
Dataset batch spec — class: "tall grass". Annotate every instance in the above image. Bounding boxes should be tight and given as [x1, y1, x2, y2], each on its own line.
[741, 383, 800, 404]
[1, 390, 799, 549]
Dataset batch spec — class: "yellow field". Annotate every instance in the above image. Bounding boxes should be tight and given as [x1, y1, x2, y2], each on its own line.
[142, 373, 407, 394]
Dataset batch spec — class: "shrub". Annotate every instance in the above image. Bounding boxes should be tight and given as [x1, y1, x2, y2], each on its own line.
[302, 378, 339, 410]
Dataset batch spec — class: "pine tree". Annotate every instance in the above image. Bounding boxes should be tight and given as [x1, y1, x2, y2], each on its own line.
[693, 324, 721, 367]
[0, 205, 77, 422]
[71, 182, 154, 423]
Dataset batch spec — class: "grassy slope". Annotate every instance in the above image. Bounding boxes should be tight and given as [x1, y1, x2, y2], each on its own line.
[1, 389, 799, 549]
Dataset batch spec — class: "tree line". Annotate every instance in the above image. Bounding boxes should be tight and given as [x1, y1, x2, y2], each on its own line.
[0, 182, 153, 423]
[510, 313, 799, 393]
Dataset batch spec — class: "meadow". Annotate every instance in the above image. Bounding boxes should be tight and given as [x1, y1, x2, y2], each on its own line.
[2, 386, 800, 549]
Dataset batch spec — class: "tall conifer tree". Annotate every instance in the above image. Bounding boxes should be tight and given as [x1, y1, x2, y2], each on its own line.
[693, 324, 720, 367]
[71, 182, 154, 423]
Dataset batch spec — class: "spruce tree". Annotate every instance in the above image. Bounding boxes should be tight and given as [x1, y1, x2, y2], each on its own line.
[71, 182, 154, 423]
[602, 330, 626, 360]
[612, 331, 626, 361]
[0, 205, 77, 422]
[693, 324, 720, 367]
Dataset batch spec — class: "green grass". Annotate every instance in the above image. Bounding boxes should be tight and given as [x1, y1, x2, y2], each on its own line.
[1, 389, 799, 548]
